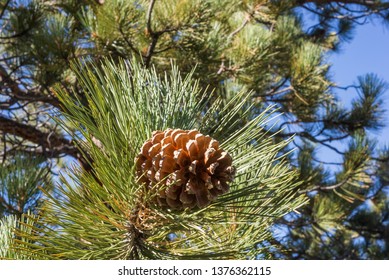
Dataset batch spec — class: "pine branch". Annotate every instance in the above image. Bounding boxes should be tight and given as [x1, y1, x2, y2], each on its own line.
[118, 26, 142, 56]
[280, 131, 347, 155]
[298, 177, 350, 194]
[143, 0, 179, 67]
[146, 0, 156, 36]
[0, 196, 19, 215]
[144, 0, 157, 68]
[0, 115, 77, 159]
[0, 97, 18, 110]
[144, 36, 158, 68]
[228, 14, 250, 39]
[20, 57, 307, 260]
[0, 0, 11, 20]
[0, 65, 60, 108]
[0, 28, 32, 40]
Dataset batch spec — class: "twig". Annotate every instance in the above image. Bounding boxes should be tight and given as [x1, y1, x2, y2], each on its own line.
[298, 177, 351, 194]
[228, 14, 250, 39]
[2, 132, 6, 163]
[144, 37, 158, 68]
[146, 0, 156, 36]
[0, 196, 19, 215]
[144, 0, 158, 68]
[118, 26, 141, 55]
[0, 0, 11, 20]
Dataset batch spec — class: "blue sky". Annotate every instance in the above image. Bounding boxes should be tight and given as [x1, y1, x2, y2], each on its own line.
[319, 21, 389, 164]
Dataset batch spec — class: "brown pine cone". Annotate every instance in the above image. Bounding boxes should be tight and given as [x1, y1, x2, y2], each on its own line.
[135, 128, 235, 209]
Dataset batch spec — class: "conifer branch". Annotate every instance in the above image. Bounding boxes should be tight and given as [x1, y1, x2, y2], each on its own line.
[0, 0, 11, 20]
[146, 0, 156, 36]
[0, 196, 19, 215]
[144, 36, 158, 68]
[0, 115, 78, 159]
[144, 0, 158, 67]
[228, 14, 250, 39]
[0, 97, 17, 110]
[0, 65, 60, 108]
[118, 26, 142, 56]
[298, 177, 351, 194]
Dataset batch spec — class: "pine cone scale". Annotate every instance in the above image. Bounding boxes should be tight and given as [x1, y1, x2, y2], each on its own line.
[174, 133, 189, 149]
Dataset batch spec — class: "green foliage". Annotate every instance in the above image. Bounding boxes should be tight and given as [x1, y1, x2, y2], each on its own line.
[18, 58, 307, 259]
[274, 133, 389, 259]
[0, 154, 53, 217]
[274, 188, 389, 259]
[348, 74, 387, 132]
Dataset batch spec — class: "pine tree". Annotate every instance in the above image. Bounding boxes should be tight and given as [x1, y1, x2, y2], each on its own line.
[1, 0, 389, 259]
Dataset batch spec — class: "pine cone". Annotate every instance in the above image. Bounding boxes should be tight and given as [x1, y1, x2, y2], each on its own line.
[135, 128, 235, 209]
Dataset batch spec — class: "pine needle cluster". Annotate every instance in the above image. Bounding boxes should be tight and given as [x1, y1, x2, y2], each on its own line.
[9, 58, 307, 259]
